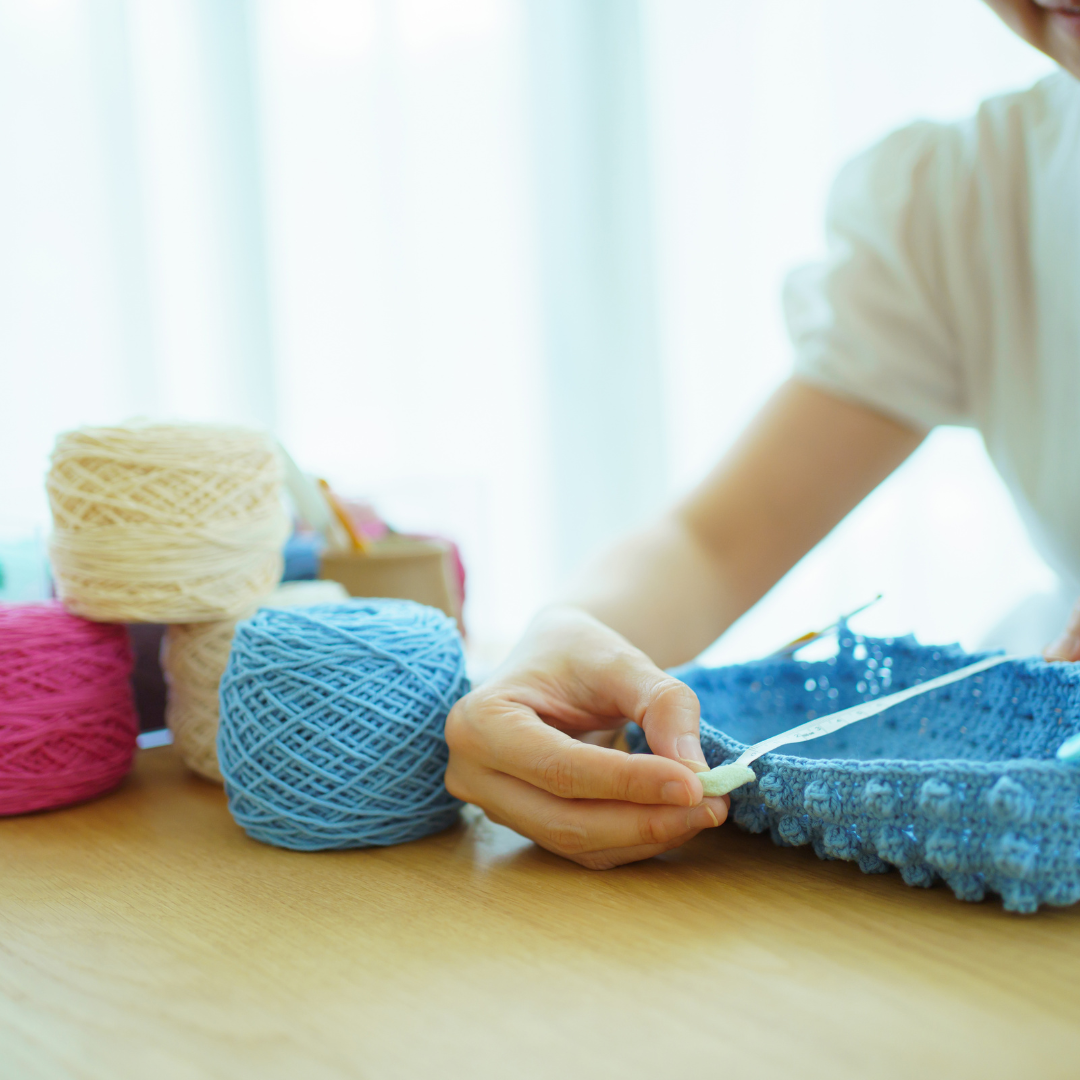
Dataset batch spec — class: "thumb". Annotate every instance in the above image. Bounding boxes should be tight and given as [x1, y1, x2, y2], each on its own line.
[612, 664, 709, 772]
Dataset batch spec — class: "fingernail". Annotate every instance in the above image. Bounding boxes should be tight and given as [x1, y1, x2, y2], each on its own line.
[688, 804, 720, 829]
[661, 780, 692, 806]
[676, 734, 707, 766]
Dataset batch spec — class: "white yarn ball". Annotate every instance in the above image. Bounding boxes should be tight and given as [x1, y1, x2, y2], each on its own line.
[163, 579, 350, 781]
[47, 422, 289, 623]
[162, 617, 240, 782]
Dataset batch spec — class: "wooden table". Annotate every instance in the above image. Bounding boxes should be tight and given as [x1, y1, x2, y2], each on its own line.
[3, 746, 1080, 1079]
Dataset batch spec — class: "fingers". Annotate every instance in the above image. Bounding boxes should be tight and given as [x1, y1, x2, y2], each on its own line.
[638, 676, 708, 769]
[540, 648, 708, 768]
[1046, 598, 1080, 661]
[442, 607, 727, 871]
[592, 659, 707, 769]
[466, 767, 729, 866]
[450, 693, 704, 806]
[483, 609, 709, 769]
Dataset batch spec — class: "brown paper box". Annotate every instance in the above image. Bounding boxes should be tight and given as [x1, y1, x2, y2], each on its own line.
[318, 535, 460, 624]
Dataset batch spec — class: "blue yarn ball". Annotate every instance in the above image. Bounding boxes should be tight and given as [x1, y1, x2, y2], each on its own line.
[217, 598, 468, 851]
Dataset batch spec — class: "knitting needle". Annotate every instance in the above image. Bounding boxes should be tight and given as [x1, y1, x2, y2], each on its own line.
[697, 653, 1015, 797]
[767, 594, 883, 659]
[317, 479, 371, 554]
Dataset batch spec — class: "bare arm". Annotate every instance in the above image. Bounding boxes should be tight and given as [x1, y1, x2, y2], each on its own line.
[445, 378, 923, 868]
[566, 378, 924, 666]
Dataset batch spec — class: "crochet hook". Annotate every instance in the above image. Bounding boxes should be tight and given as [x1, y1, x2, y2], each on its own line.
[767, 594, 883, 658]
[698, 653, 1015, 796]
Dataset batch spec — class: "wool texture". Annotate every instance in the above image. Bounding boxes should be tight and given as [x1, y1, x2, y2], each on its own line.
[162, 618, 243, 782]
[217, 598, 467, 850]
[163, 580, 350, 783]
[47, 422, 289, 623]
[628, 631, 1080, 913]
[0, 602, 138, 815]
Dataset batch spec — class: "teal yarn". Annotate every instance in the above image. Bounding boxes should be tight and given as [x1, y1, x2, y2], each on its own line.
[217, 599, 467, 851]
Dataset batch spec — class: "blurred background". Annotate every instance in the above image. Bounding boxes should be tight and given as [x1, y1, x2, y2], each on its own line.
[0, 0, 1065, 667]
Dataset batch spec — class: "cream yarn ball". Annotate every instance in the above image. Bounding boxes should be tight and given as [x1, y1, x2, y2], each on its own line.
[47, 423, 290, 623]
[163, 580, 350, 782]
[162, 617, 243, 782]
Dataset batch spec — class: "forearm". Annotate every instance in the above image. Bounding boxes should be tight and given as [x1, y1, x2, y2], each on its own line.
[557, 516, 741, 669]
[556, 379, 924, 669]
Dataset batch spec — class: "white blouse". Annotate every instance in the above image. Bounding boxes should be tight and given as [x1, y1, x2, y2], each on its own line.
[786, 72, 1080, 594]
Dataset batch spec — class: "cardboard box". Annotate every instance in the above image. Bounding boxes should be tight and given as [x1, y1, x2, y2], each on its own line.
[318, 535, 460, 623]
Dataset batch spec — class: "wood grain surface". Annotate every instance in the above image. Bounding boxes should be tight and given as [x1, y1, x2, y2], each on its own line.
[3, 745, 1080, 1080]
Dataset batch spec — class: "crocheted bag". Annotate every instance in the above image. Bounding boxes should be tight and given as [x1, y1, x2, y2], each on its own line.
[628, 630, 1080, 913]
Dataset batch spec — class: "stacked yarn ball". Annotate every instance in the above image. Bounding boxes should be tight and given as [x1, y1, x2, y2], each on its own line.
[47, 423, 290, 623]
[218, 599, 467, 850]
[161, 580, 349, 783]
[0, 602, 139, 815]
[161, 618, 248, 783]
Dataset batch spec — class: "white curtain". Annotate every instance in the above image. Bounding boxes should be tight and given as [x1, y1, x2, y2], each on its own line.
[0, 0, 1062, 660]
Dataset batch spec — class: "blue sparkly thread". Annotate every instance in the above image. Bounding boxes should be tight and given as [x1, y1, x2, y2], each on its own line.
[627, 629, 1080, 913]
[217, 599, 467, 851]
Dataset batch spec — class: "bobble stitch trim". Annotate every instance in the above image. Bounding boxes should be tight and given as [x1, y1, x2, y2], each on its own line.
[919, 779, 962, 822]
[803, 779, 844, 823]
[777, 814, 812, 847]
[822, 824, 860, 861]
[900, 864, 937, 889]
[732, 801, 769, 833]
[860, 778, 897, 818]
[986, 776, 1034, 825]
[994, 833, 1038, 879]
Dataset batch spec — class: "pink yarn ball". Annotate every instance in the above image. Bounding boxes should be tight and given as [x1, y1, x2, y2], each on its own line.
[0, 602, 139, 815]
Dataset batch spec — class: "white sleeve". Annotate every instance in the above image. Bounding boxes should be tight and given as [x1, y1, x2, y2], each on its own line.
[785, 121, 970, 431]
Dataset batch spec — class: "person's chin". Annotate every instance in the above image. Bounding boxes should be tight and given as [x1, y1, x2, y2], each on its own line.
[1042, 6, 1080, 76]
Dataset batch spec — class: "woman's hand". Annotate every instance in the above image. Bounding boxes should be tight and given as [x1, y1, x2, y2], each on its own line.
[444, 606, 729, 869]
[1045, 598, 1080, 661]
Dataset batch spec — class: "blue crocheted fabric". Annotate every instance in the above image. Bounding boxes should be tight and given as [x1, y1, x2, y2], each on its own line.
[627, 630, 1080, 912]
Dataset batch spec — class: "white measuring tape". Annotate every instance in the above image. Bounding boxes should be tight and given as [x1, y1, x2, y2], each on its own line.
[698, 654, 1015, 797]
